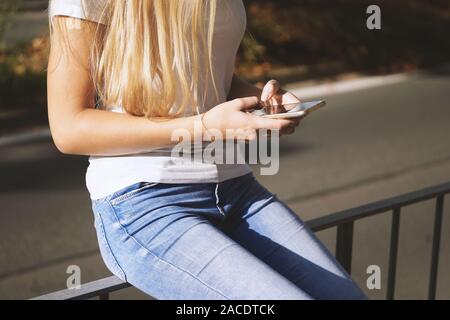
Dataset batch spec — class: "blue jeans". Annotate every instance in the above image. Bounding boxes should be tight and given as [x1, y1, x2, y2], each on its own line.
[91, 173, 366, 300]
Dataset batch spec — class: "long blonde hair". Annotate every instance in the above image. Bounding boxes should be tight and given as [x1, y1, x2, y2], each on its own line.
[54, 0, 219, 118]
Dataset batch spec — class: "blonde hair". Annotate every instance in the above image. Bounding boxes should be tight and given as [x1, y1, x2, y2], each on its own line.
[53, 0, 219, 118]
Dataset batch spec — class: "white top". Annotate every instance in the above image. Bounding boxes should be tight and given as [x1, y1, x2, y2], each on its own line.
[49, 0, 252, 200]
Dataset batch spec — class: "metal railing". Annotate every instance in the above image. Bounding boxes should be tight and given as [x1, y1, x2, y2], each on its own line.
[32, 182, 450, 300]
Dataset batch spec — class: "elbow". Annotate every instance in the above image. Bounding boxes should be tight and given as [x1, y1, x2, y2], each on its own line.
[50, 121, 82, 155]
[51, 129, 77, 155]
[49, 109, 87, 155]
[49, 110, 92, 155]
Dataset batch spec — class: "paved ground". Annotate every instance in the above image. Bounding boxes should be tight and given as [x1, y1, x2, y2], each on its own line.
[0, 69, 449, 300]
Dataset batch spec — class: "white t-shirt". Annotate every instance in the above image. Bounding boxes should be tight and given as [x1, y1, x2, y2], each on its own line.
[49, 0, 252, 200]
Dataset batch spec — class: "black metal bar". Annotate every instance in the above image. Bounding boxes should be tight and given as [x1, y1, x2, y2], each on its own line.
[31, 276, 131, 300]
[386, 208, 401, 300]
[307, 182, 450, 232]
[428, 195, 445, 300]
[336, 222, 354, 274]
[99, 293, 110, 300]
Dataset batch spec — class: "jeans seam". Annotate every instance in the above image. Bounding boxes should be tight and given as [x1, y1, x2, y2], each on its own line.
[110, 182, 159, 206]
[106, 200, 231, 300]
[96, 209, 128, 282]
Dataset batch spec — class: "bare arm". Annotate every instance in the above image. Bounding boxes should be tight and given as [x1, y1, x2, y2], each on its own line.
[48, 18, 294, 156]
[47, 17, 204, 156]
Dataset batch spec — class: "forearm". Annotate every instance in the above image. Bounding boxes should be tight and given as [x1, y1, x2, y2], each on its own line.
[51, 108, 203, 156]
[228, 74, 263, 100]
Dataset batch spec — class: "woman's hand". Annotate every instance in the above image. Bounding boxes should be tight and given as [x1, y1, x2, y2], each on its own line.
[202, 96, 298, 141]
[261, 79, 302, 136]
[261, 79, 301, 106]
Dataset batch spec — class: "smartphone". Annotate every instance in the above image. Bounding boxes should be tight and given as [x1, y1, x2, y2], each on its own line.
[250, 100, 326, 119]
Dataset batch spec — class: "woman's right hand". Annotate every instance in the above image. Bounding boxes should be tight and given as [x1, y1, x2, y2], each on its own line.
[202, 96, 298, 141]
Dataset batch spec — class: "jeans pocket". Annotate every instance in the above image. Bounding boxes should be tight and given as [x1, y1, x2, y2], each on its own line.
[110, 182, 159, 206]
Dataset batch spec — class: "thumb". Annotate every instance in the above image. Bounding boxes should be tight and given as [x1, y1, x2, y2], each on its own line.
[261, 79, 280, 102]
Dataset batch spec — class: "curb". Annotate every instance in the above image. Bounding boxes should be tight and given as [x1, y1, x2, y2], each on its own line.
[289, 72, 412, 99]
[0, 128, 51, 147]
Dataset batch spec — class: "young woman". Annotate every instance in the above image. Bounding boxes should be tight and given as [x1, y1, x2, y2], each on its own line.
[47, 0, 366, 300]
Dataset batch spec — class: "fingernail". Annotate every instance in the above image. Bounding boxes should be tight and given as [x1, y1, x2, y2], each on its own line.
[261, 92, 268, 101]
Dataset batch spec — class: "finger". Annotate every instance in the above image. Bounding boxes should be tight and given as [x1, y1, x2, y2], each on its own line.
[289, 92, 302, 103]
[284, 116, 302, 126]
[275, 94, 283, 106]
[252, 116, 293, 130]
[281, 119, 300, 127]
[261, 79, 281, 102]
[235, 96, 260, 111]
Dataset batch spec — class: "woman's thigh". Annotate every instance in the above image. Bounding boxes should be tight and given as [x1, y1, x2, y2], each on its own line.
[91, 182, 312, 300]
[220, 177, 367, 300]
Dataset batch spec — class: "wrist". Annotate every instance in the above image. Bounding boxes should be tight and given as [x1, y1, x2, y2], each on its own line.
[186, 113, 212, 142]
[200, 111, 215, 141]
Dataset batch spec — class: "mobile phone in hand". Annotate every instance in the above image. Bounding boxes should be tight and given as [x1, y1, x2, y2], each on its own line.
[250, 100, 326, 119]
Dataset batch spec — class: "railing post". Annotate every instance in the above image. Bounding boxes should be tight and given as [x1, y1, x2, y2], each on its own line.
[387, 208, 401, 300]
[336, 222, 354, 274]
[428, 195, 444, 300]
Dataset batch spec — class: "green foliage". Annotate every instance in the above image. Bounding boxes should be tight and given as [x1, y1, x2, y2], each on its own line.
[0, 57, 46, 108]
[241, 0, 450, 74]
[0, 0, 19, 45]
[240, 33, 267, 65]
[0, 34, 49, 136]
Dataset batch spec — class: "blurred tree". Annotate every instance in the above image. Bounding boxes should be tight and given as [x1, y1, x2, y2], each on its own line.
[240, 0, 450, 78]
[0, 0, 19, 47]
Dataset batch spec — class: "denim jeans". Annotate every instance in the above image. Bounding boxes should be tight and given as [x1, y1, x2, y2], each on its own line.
[91, 173, 367, 300]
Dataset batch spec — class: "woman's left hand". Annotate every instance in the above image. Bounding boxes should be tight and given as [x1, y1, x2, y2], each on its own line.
[261, 79, 302, 136]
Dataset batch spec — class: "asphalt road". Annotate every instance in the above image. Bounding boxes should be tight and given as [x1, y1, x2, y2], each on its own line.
[1, 70, 449, 299]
